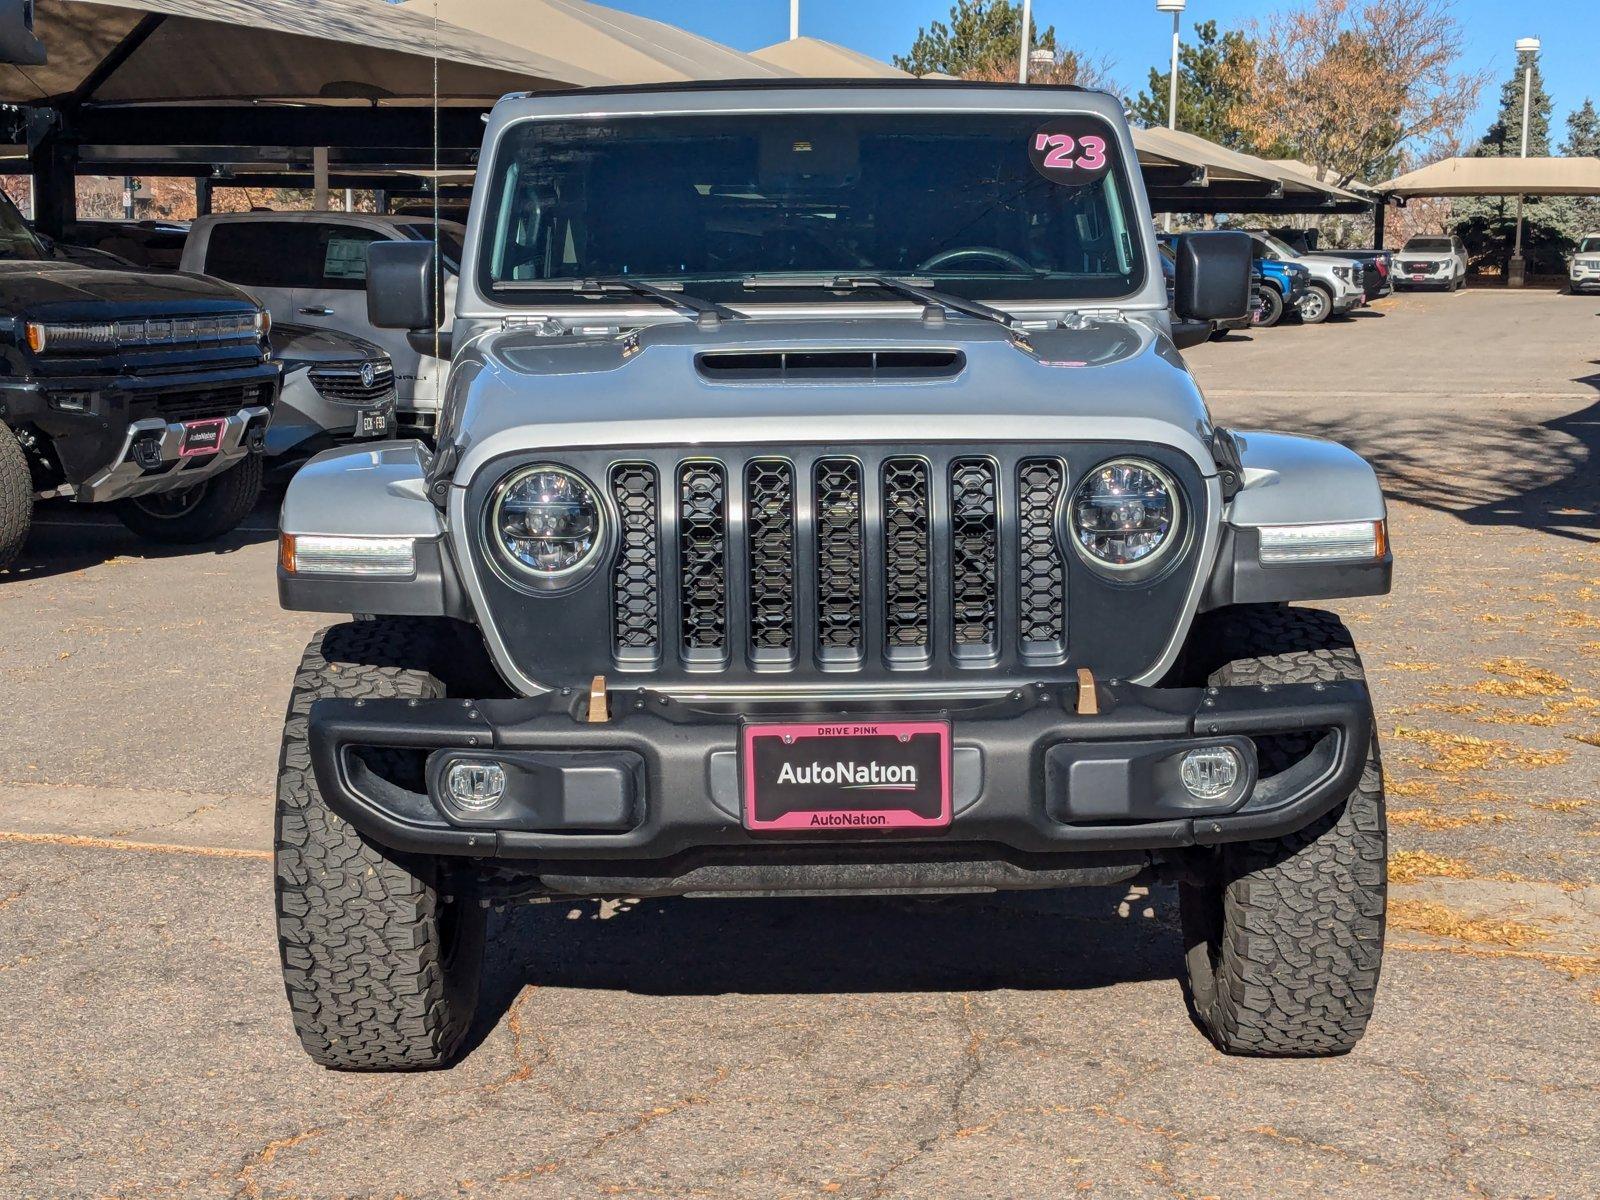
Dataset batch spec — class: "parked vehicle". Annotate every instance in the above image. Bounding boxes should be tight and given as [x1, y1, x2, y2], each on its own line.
[0, 189, 277, 570]
[266, 325, 396, 460]
[1267, 229, 1392, 302]
[180, 212, 464, 439]
[272, 80, 1391, 1070]
[1247, 231, 1364, 324]
[1393, 235, 1468, 291]
[1569, 234, 1600, 295]
[1251, 253, 1311, 329]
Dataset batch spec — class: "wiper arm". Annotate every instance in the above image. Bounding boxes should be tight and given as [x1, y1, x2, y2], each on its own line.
[499, 276, 742, 324]
[741, 273, 1024, 332]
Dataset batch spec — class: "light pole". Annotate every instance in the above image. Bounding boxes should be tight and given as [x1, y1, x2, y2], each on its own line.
[1508, 35, 1540, 288]
[790, 0, 799, 40]
[1018, 0, 1033, 83]
[1157, 0, 1187, 131]
[1156, 1, 1187, 231]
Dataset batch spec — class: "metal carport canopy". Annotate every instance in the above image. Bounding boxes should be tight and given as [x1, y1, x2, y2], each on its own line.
[1376, 156, 1600, 197]
[1134, 126, 1373, 214]
[0, 0, 617, 105]
[400, 0, 790, 84]
[750, 36, 911, 79]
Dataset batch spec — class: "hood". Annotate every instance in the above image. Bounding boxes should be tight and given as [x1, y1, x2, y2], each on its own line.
[271, 322, 387, 366]
[448, 315, 1219, 484]
[0, 260, 259, 316]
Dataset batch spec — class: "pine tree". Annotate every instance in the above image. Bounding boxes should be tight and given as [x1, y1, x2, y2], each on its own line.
[894, 1, 1056, 79]
[1127, 21, 1273, 154]
[1561, 99, 1600, 233]
[1454, 59, 1569, 273]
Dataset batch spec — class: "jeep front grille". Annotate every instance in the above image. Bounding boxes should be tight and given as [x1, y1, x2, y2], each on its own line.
[603, 450, 1078, 675]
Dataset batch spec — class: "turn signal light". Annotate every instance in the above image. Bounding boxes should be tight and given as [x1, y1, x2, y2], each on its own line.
[279, 533, 417, 577]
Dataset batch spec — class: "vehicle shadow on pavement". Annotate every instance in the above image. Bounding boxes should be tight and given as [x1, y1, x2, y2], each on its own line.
[0, 499, 278, 583]
[1287, 385, 1600, 544]
[463, 886, 1183, 1052]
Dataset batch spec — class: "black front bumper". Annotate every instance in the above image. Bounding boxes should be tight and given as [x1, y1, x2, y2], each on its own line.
[308, 679, 1373, 885]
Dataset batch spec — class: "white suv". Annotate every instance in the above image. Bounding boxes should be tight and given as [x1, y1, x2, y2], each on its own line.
[1570, 234, 1600, 295]
[1394, 235, 1468, 291]
[181, 213, 465, 437]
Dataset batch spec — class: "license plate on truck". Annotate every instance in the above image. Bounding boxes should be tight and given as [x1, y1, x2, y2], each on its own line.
[178, 417, 226, 457]
[741, 721, 951, 832]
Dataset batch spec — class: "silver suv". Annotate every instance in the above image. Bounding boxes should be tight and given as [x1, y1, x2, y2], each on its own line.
[271, 82, 1393, 1070]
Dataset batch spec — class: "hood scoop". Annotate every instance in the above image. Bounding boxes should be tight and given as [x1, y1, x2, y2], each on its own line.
[695, 348, 965, 383]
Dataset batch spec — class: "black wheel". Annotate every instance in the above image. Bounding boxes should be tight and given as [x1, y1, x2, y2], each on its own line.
[0, 423, 32, 571]
[114, 452, 262, 544]
[1178, 605, 1387, 1058]
[276, 619, 487, 1070]
[1253, 287, 1286, 329]
[1297, 283, 1333, 324]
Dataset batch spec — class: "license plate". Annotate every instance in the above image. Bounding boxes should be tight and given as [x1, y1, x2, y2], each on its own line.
[1411, 273, 1427, 281]
[178, 417, 226, 457]
[356, 408, 390, 438]
[742, 721, 951, 832]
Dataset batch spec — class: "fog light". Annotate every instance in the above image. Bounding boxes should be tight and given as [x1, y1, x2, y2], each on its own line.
[444, 761, 507, 811]
[1180, 746, 1242, 801]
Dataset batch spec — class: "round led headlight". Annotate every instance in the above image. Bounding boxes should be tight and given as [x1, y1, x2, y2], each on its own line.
[1069, 458, 1180, 571]
[488, 465, 605, 583]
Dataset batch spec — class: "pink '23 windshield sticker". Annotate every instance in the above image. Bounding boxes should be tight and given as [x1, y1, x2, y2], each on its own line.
[1029, 119, 1115, 187]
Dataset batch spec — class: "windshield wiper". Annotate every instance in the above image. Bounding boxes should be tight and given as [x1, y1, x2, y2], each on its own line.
[498, 276, 742, 324]
[742, 273, 1025, 333]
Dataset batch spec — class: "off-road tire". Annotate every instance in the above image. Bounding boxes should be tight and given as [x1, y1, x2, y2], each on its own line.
[1297, 283, 1334, 324]
[114, 451, 263, 544]
[276, 619, 487, 1070]
[1178, 604, 1386, 1057]
[0, 423, 32, 571]
[1254, 286, 1285, 328]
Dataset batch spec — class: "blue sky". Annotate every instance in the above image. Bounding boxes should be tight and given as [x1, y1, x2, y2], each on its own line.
[603, 0, 1600, 141]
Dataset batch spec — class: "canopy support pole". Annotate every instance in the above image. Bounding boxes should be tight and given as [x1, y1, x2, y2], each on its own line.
[1373, 199, 1385, 250]
[29, 133, 77, 240]
[313, 147, 330, 210]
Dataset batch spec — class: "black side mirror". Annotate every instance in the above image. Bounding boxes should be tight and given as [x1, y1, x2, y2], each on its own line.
[1174, 231, 1253, 324]
[368, 240, 439, 331]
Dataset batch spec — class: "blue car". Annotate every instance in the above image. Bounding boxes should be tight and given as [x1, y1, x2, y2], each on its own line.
[1253, 256, 1311, 328]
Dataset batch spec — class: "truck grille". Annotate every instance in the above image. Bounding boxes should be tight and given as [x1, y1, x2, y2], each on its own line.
[600, 449, 1077, 676]
[154, 380, 274, 423]
[309, 361, 396, 405]
[470, 444, 1209, 692]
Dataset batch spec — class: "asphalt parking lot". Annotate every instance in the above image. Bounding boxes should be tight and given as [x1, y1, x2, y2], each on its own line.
[2, 287, 1597, 1199]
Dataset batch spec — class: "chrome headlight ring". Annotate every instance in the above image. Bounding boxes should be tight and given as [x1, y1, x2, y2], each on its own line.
[1066, 457, 1184, 576]
[484, 464, 609, 591]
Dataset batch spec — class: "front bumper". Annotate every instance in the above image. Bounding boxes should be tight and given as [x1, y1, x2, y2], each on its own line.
[1571, 272, 1600, 292]
[307, 679, 1373, 891]
[76, 406, 271, 503]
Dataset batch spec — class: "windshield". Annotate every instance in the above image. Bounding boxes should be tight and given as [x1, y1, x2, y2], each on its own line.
[0, 189, 48, 261]
[1579, 237, 1600, 254]
[1253, 234, 1298, 260]
[479, 111, 1146, 306]
[1405, 238, 1452, 252]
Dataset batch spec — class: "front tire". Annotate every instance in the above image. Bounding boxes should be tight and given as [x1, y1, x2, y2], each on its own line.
[1297, 283, 1334, 324]
[0, 423, 32, 571]
[1178, 605, 1387, 1057]
[1254, 287, 1286, 328]
[114, 451, 262, 544]
[276, 619, 487, 1070]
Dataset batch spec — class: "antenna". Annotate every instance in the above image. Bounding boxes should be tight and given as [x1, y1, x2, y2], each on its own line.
[432, 0, 441, 365]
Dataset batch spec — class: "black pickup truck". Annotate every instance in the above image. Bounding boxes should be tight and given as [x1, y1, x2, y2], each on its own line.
[0, 190, 279, 569]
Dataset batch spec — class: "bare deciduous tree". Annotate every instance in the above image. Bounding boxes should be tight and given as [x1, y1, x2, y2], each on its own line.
[1229, 0, 1487, 186]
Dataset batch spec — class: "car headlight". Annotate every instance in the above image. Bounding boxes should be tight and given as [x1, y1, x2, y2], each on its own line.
[488, 465, 605, 583]
[1069, 458, 1180, 571]
[1333, 265, 1352, 282]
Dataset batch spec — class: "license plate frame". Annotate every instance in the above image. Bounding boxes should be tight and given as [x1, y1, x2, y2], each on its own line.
[741, 720, 952, 833]
[178, 417, 227, 458]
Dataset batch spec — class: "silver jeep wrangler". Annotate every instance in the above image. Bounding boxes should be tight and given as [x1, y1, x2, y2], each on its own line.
[273, 82, 1392, 1071]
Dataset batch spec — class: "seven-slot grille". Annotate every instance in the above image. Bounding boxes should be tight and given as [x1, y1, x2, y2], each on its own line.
[309, 361, 396, 405]
[605, 452, 1069, 674]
